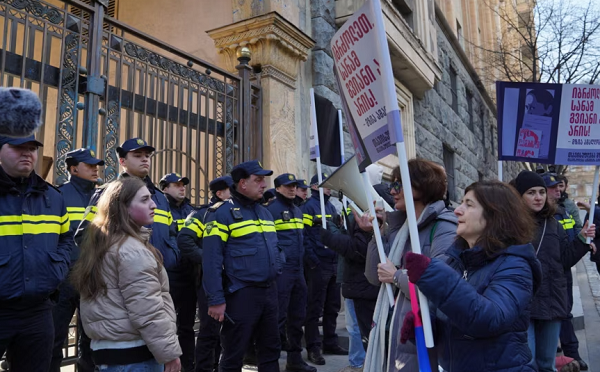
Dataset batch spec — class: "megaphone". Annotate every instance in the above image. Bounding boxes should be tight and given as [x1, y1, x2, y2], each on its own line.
[319, 155, 394, 213]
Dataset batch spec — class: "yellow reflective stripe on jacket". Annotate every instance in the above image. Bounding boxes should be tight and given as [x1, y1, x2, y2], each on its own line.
[84, 205, 98, 222]
[183, 218, 205, 238]
[316, 214, 332, 218]
[154, 209, 173, 226]
[559, 217, 576, 230]
[176, 219, 186, 232]
[229, 220, 276, 238]
[0, 214, 70, 236]
[303, 214, 313, 226]
[203, 221, 230, 242]
[274, 218, 304, 231]
[66, 207, 87, 223]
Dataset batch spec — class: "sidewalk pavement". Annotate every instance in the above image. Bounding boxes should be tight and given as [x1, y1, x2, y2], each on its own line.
[575, 255, 600, 372]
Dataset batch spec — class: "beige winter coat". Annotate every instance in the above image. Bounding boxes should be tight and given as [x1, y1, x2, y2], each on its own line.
[79, 229, 181, 364]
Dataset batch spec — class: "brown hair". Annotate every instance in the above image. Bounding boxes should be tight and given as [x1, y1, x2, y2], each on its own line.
[457, 181, 535, 256]
[71, 177, 163, 299]
[508, 177, 556, 219]
[391, 159, 447, 205]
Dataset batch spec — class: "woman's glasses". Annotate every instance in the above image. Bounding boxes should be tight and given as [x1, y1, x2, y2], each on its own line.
[390, 181, 402, 193]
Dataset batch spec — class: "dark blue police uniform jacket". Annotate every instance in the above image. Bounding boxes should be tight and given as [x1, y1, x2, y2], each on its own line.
[0, 166, 73, 305]
[202, 189, 280, 307]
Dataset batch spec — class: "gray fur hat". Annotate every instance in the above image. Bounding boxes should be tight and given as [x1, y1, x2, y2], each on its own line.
[0, 87, 43, 138]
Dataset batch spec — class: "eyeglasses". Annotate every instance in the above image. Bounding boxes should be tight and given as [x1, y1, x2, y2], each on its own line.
[390, 181, 402, 193]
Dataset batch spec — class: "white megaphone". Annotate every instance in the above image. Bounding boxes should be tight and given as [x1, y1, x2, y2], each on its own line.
[319, 155, 394, 214]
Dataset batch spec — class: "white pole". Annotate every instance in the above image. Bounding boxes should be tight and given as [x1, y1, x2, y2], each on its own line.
[394, 142, 435, 348]
[339, 110, 349, 230]
[587, 166, 600, 244]
[310, 88, 327, 229]
[361, 172, 396, 306]
[371, 0, 434, 348]
[498, 161, 503, 181]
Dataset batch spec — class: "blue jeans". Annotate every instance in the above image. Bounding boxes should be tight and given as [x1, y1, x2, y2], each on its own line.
[95, 359, 163, 372]
[528, 319, 561, 372]
[345, 298, 365, 368]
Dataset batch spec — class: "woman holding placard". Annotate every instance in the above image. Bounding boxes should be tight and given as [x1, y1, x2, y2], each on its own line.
[357, 159, 457, 372]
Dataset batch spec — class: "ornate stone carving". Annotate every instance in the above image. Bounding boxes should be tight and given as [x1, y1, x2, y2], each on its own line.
[207, 11, 315, 82]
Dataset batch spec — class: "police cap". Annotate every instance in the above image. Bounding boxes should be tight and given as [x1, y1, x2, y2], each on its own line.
[209, 176, 233, 192]
[274, 173, 299, 187]
[541, 173, 560, 187]
[231, 160, 273, 182]
[159, 172, 189, 190]
[116, 138, 155, 158]
[310, 173, 328, 185]
[66, 148, 104, 166]
[296, 179, 309, 189]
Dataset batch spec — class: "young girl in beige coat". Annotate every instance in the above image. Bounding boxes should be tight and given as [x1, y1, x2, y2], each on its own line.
[72, 177, 181, 372]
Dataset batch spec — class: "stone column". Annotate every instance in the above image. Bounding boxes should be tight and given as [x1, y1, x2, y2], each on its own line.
[207, 12, 315, 177]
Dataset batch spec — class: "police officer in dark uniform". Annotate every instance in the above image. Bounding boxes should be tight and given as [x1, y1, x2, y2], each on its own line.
[50, 148, 104, 372]
[294, 179, 309, 207]
[0, 135, 73, 372]
[302, 174, 347, 366]
[543, 173, 588, 370]
[160, 172, 197, 372]
[267, 174, 316, 372]
[202, 161, 281, 372]
[178, 175, 233, 372]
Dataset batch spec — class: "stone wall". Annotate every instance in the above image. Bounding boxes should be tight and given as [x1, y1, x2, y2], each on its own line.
[413, 21, 522, 201]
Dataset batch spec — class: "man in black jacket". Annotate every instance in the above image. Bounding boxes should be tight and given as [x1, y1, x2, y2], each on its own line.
[51, 148, 104, 372]
[267, 174, 316, 372]
[160, 172, 197, 372]
[177, 176, 232, 372]
[320, 210, 379, 348]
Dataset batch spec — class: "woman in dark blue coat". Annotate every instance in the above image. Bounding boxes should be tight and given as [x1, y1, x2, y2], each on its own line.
[513, 171, 596, 372]
[403, 181, 542, 372]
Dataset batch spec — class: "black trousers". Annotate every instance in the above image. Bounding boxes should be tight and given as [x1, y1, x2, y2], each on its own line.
[49, 280, 94, 372]
[219, 285, 280, 372]
[277, 267, 307, 363]
[560, 271, 580, 359]
[196, 283, 222, 372]
[0, 301, 54, 372]
[304, 262, 341, 352]
[169, 269, 198, 372]
[352, 297, 377, 348]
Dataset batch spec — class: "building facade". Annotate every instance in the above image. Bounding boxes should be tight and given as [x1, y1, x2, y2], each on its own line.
[0, 0, 525, 203]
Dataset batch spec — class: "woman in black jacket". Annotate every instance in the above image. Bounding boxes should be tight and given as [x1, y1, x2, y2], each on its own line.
[513, 171, 596, 372]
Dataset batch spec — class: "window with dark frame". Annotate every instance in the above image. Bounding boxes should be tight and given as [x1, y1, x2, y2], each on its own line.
[443, 146, 456, 201]
[457, 20, 464, 49]
[392, 0, 415, 29]
[450, 67, 459, 113]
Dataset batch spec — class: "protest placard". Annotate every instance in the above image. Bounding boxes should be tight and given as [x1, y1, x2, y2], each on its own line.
[497, 81, 600, 165]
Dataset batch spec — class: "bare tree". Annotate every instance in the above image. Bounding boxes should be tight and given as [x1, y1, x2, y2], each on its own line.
[475, 0, 600, 173]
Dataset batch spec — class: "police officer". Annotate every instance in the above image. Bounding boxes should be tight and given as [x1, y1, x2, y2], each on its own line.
[50, 148, 104, 372]
[267, 174, 316, 372]
[543, 173, 588, 370]
[294, 179, 309, 207]
[0, 135, 73, 372]
[178, 176, 233, 372]
[160, 172, 197, 372]
[202, 161, 280, 372]
[302, 174, 347, 366]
